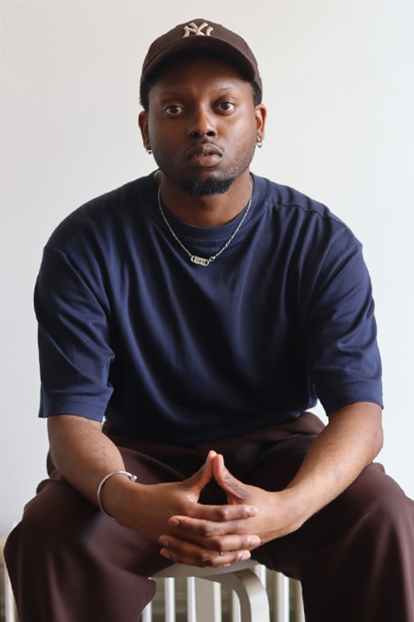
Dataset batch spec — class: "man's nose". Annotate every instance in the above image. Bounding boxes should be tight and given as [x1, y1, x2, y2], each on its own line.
[188, 107, 216, 139]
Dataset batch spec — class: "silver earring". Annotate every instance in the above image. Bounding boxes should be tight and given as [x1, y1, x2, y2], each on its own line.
[146, 145, 152, 155]
[256, 139, 264, 149]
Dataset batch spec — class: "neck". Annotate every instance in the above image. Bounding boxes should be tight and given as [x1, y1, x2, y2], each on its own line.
[156, 170, 253, 227]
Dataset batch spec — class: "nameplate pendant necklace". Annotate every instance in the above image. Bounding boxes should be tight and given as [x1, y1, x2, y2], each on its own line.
[157, 181, 253, 267]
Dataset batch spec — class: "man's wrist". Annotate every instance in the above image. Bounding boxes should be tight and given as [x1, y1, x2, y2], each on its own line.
[98, 471, 142, 525]
[97, 470, 138, 519]
[278, 487, 318, 531]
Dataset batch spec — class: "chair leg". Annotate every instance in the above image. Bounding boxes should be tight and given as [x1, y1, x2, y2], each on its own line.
[204, 567, 271, 622]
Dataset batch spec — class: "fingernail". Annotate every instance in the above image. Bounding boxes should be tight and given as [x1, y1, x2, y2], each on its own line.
[159, 537, 170, 547]
[169, 518, 180, 528]
[161, 549, 171, 559]
[241, 552, 251, 561]
[250, 536, 261, 547]
[247, 507, 258, 516]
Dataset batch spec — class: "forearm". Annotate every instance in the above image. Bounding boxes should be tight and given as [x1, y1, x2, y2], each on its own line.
[47, 414, 131, 512]
[284, 401, 383, 524]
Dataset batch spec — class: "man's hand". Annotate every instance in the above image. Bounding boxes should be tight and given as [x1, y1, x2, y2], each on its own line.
[160, 454, 303, 565]
[110, 451, 261, 568]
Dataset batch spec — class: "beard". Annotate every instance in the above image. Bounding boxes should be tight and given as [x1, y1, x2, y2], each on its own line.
[179, 176, 233, 196]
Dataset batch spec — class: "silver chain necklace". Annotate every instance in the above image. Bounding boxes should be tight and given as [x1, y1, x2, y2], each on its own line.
[157, 182, 253, 267]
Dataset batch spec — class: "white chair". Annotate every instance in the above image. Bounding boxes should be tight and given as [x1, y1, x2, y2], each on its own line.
[150, 560, 271, 622]
[1, 537, 18, 622]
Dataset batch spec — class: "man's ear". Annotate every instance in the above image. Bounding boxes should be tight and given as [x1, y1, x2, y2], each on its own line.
[138, 111, 150, 149]
[255, 103, 267, 144]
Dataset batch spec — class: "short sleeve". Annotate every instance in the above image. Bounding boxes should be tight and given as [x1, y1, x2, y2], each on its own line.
[306, 235, 383, 414]
[35, 245, 114, 421]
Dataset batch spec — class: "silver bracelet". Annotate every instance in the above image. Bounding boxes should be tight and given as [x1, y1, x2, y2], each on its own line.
[97, 470, 137, 520]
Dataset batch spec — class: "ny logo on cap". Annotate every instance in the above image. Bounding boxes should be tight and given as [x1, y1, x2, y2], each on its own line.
[183, 21, 214, 37]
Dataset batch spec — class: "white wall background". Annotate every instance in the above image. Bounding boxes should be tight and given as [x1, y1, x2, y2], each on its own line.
[1, 0, 413, 536]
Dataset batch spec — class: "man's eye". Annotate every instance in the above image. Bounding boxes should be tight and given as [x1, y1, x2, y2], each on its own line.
[165, 105, 183, 116]
[219, 102, 235, 112]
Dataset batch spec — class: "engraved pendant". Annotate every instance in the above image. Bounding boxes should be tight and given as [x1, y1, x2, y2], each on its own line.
[191, 255, 211, 266]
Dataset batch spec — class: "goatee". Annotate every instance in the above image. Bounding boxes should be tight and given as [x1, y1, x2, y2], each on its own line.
[179, 177, 234, 196]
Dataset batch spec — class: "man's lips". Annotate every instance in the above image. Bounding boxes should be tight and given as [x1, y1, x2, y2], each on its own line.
[187, 143, 223, 165]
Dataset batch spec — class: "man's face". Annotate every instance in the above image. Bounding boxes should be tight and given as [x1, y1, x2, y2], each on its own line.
[139, 55, 266, 196]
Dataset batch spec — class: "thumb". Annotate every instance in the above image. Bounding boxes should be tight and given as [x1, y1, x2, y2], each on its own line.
[213, 454, 247, 503]
[184, 450, 216, 495]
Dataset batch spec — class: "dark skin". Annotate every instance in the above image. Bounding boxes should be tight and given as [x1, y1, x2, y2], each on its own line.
[138, 56, 266, 227]
[48, 55, 383, 568]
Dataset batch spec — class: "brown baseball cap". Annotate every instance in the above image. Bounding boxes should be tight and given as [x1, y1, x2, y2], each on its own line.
[141, 18, 262, 92]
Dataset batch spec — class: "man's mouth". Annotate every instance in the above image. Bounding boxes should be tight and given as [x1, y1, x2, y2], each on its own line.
[187, 143, 223, 166]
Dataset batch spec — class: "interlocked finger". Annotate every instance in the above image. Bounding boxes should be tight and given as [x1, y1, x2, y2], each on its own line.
[159, 535, 254, 568]
[161, 529, 261, 552]
[169, 515, 258, 540]
[206, 533, 261, 552]
[188, 503, 258, 523]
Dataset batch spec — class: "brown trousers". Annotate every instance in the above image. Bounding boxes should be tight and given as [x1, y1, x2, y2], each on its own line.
[5, 413, 414, 622]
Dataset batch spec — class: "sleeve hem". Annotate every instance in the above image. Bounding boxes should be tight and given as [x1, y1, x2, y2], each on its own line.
[320, 387, 383, 416]
[39, 399, 106, 422]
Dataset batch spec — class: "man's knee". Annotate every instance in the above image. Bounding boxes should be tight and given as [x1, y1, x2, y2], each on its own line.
[6, 478, 96, 563]
[295, 462, 413, 558]
[325, 462, 414, 548]
[344, 463, 411, 522]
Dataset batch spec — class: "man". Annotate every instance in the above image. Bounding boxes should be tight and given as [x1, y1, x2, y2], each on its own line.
[5, 17, 414, 622]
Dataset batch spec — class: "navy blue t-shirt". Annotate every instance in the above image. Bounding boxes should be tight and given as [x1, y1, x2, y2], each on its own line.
[36, 173, 382, 444]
